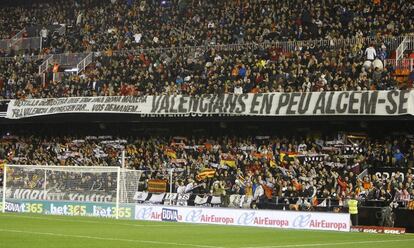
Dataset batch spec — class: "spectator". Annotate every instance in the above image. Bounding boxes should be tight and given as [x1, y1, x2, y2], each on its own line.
[365, 43, 377, 61]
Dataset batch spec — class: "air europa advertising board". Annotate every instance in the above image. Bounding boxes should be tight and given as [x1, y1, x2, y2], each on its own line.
[6, 90, 413, 119]
[135, 205, 350, 232]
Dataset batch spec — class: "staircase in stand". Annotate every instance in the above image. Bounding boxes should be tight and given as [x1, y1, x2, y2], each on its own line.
[38, 53, 92, 83]
[385, 35, 414, 86]
[76, 53, 93, 74]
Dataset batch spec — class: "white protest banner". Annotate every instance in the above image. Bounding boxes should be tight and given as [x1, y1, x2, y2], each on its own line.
[6, 90, 413, 119]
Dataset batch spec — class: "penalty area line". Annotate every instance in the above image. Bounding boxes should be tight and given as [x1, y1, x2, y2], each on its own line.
[242, 238, 414, 248]
[0, 228, 224, 248]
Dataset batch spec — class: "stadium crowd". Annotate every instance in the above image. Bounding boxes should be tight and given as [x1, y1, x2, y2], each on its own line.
[0, 133, 413, 208]
[0, 41, 403, 99]
[1, 0, 413, 53]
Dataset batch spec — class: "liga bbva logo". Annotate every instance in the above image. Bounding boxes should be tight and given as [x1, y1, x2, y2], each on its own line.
[161, 208, 179, 222]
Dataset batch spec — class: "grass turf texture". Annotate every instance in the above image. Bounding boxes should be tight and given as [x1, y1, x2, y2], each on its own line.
[0, 213, 413, 248]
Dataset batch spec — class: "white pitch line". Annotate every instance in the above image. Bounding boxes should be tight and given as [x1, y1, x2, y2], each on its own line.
[242, 238, 414, 248]
[0, 228, 224, 248]
[0, 214, 188, 228]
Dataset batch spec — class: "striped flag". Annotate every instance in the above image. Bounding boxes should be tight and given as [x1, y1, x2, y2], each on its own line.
[236, 174, 246, 187]
[262, 184, 273, 199]
[279, 152, 298, 163]
[220, 153, 236, 168]
[148, 179, 167, 193]
[164, 148, 177, 159]
[196, 168, 216, 180]
[251, 152, 263, 159]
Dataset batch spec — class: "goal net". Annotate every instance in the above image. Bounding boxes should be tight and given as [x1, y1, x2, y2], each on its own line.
[2, 165, 142, 218]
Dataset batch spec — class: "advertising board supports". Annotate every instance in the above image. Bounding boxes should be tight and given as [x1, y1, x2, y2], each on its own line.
[5, 90, 414, 119]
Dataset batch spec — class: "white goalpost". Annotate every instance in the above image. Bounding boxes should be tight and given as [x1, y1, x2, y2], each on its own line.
[2, 164, 142, 219]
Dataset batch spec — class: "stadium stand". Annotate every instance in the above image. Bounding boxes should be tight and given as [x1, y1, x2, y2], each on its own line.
[1, 0, 413, 52]
[0, 43, 402, 99]
[0, 0, 413, 99]
[1, 130, 413, 210]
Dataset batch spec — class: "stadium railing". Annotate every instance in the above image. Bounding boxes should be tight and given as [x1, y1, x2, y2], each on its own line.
[1, 34, 411, 60]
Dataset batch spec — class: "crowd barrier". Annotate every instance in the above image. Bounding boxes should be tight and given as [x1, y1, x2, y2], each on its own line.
[0, 35, 410, 60]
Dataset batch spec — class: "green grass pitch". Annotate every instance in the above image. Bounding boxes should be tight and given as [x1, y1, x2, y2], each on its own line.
[0, 213, 413, 248]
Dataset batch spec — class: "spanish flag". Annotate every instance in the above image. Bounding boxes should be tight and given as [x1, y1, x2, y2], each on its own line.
[292, 179, 302, 191]
[312, 196, 319, 206]
[220, 153, 236, 168]
[0, 160, 5, 170]
[204, 143, 212, 151]
[196, 168, 216, 180]
[279, 151, 298, 163]
[269, 160, 276, 168]
[408, 200, 414, 210]
[252, 152, 263, 160]
[148, 179, 167, 193]
[164, 148, 177, 159]
[220, 159, 236, 168]
[262, 184, 273, 200]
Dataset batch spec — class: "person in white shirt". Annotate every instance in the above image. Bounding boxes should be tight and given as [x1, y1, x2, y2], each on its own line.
[7, 78, 15, 86]
[214, 54, 222, 62]
[176, 180, 186, 194]
[185, 179, 195, 193]
[133, 33, 142, 43]
[40, 26, 49, 47]
[234, 85, 243, 94]
[76, 12, 83, 26]
[365, 44, 377, 61]
[40, 27, 48, 39]
[253, 184, 264, 201]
